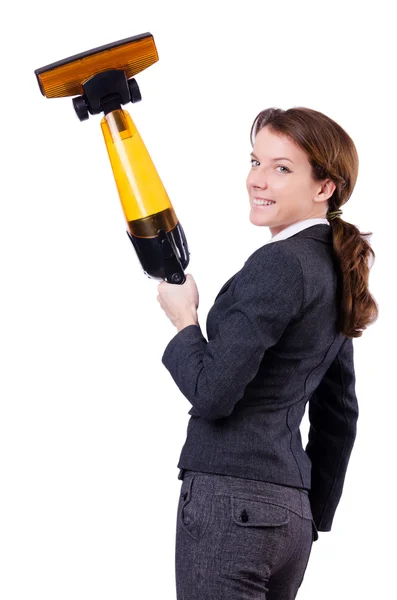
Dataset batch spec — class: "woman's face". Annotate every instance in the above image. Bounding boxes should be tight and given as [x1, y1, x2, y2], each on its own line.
[246, 125, 335, 236]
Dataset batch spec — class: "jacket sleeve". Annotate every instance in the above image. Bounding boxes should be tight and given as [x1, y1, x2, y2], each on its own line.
[161, 242, 303, 421]
[305, 336, 359, 532]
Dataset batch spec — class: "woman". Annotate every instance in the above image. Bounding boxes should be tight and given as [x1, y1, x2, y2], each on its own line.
[157, 107, 378, 599]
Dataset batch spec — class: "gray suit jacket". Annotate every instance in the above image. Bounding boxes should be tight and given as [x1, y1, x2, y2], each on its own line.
[162, 224, 359, 532]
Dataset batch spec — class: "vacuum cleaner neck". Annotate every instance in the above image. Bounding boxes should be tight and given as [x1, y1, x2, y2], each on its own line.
[73, 69, 142, 121]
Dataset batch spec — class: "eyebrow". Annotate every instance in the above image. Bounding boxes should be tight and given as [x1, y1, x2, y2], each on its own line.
[250, 152, 294, 163]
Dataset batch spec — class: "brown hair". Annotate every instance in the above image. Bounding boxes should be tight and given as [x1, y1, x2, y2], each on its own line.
[250, 107, 378, 338]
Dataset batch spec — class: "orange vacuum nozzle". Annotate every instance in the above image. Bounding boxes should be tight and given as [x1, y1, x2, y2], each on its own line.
[34, 33, 190, 284]
[35, 32, 159, 98]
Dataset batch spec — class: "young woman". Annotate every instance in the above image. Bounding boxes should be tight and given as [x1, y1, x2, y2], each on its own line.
[157, 107, 378, 599]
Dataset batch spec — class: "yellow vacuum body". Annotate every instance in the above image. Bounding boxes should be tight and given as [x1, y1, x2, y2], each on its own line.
[34, 33, 190, 283]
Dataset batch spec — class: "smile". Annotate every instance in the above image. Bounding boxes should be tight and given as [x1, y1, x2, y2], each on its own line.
[253, 199, 275, 206]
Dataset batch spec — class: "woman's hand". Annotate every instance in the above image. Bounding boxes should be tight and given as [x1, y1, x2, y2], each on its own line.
[157, 273, 199, 330]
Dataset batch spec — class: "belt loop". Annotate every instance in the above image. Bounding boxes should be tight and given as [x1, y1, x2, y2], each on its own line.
[299, 488, 304, 518]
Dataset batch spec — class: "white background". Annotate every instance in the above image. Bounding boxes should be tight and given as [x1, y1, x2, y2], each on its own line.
[1, 1, 395, 598]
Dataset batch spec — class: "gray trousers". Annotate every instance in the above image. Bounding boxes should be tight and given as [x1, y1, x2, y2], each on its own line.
[176, 469, 318, 599]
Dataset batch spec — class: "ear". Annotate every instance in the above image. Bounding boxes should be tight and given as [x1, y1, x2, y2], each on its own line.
[314, 178, 336, 203]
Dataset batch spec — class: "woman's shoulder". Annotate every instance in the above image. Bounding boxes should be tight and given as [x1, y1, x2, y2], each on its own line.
[234, 241, 304, 298]
[244, 239, 302, 272]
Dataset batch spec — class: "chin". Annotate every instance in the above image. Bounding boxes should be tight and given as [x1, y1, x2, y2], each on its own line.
[249, 215, 272, 227]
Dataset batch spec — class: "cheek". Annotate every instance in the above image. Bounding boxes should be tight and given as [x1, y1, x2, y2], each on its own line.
[273, 176, 297, 193]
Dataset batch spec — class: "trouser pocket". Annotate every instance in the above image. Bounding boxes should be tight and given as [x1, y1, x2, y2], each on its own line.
[219, 495, 290, 580]
[178, 475, 213, 541]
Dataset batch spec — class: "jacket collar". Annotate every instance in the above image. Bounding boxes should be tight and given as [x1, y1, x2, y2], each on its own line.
[270, 223, 333, 245]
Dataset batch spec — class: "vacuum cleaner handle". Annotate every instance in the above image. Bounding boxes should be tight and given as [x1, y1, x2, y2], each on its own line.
[101, 108, 190, 283]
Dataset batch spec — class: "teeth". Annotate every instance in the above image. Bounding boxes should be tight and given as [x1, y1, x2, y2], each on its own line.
[253, 199, 275, 206]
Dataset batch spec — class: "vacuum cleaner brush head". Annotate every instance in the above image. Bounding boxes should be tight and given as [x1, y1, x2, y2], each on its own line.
[34, 32, 158, 99]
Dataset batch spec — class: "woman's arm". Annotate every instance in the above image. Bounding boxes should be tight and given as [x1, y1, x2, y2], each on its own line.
[305, 336, 359, 531]
[161, 243, 303, 420]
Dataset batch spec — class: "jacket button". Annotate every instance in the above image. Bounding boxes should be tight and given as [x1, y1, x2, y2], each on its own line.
[240, 509, 249, 522]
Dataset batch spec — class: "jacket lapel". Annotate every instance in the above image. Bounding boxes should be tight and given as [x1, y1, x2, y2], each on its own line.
[214, 272, 240, 301]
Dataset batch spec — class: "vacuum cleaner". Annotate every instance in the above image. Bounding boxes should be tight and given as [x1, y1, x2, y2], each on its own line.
[34, 32, 190, 284]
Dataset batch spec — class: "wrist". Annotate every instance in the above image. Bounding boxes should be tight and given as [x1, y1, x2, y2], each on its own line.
[175, 311, 198, 332]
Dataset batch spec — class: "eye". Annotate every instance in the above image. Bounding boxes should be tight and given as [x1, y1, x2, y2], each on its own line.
[250, 159, 291, 173]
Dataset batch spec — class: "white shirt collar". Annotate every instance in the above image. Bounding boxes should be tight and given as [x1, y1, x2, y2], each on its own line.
[265, 218, 330, 244]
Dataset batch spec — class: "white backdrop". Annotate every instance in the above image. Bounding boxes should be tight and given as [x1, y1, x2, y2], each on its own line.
[0, 1, 395, 598]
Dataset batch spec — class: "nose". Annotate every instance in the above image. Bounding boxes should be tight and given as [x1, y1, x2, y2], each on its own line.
[247, 169, 267, 189]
